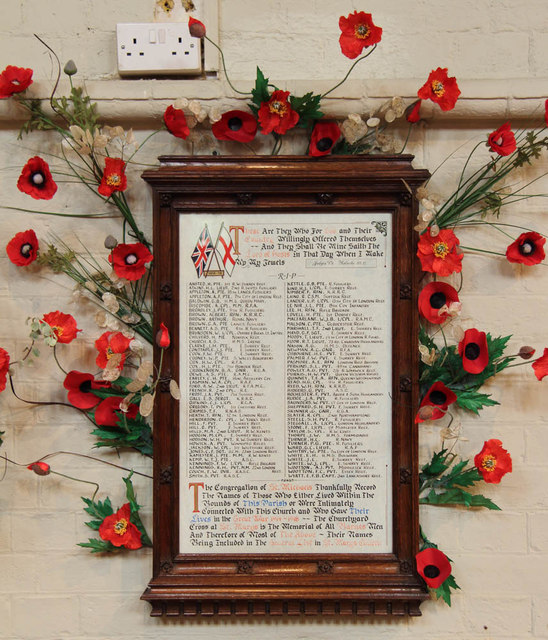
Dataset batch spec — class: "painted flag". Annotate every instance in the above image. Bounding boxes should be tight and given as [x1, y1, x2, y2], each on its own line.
[216, 224, 236, 276]
[191, 226, 214, 278]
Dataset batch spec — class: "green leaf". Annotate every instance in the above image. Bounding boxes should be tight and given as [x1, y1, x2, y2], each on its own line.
[84, 519, 103, 531]
[77, 538, 115, 553]
[123, 474, 153, 547]
[81, 495, 113, 521]
[420, 487, 501, 510]
[455, 388, 499, 414]
[250, 67, 271, 109]
[420, 449, 450, 478]
[431, 574, 460, 606]
[289, 92, 323, 128]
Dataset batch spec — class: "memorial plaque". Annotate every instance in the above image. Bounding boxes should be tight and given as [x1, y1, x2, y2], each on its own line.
[142, 155, 430, 617]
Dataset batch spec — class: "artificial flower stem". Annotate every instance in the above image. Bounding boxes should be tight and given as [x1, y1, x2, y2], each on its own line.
[204, 36, 251, 96]
[320, 45, 377, 99]
[459, 245, 506, 258]
[52, 345, 68, 375]
[38, 450, 152, 479]
[2, 205, 111, 219]
[50, 470, 100, 502]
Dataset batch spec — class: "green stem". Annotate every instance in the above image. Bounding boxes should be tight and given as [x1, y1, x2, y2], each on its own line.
[52, 345, 67, 375]
[205, 36, 251, 96]
[320, 45, 377, 99]
[50, 470, 100, 502]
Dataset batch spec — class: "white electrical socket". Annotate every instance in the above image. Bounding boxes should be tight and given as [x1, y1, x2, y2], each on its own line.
[116, 23, 202, 76]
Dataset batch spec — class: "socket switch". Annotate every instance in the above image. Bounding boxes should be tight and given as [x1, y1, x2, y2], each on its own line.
[116, 23, 201, 76]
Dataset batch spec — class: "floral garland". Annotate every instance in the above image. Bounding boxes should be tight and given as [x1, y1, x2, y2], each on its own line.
[0, 10, 547, 607]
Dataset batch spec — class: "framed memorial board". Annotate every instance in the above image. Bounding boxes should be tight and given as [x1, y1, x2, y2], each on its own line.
[141, 155, 430, 617]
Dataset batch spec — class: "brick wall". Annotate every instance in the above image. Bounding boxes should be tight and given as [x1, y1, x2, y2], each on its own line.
[0, 1, 547, 638]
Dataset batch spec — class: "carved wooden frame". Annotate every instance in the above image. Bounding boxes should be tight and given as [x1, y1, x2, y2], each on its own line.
[141, 155, 430, 617]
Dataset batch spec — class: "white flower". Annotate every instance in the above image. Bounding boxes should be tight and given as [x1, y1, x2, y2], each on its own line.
[102, 292, 120, 313]
[188, 100, 201, 115]
[174, 97, 189, 109]
[366, 116, 380, 128]
[95, 311, 108, 328]
[384, 109, 396, 123]
[121, 313, 139, 324]
[419, 344, 437, 366]
[340, 115, 367, 144]
[391, 96, 405, 117]
[121, 327, 135, 339]
[438, 301, 462, 318]
[106, 316, 120, 331]
[197, 108, 208, 123]
[102, 367, 121, 382]
[129, 338, 144, 355]
[208, 107, 223, 123]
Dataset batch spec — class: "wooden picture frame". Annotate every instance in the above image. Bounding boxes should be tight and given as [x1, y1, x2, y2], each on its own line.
[141, 155, 430, 617]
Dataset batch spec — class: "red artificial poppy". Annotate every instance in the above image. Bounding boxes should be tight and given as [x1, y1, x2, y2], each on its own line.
[156, 322, 170, 348]
[474, 439, 512, 484]
[0, 65, 33, 98]
[417, 228, 463, 277]
[27, 461, 50, 476]
[212, 110, 257, 143]
[309, 121, 341, 157]
[487, 122, 516, 156]
[99, 503, 142, 549]
[6, 229, 39, 266]
[42, 310, 80, 344]
[258, 90, 300, 135]
[0, 347, 10, 394]
[17, 156, 57, 200]
[63, 370, 111, 410]
[416, 547, 452, 589]
[98, 157, 127, 198]
[95, 395, 138, 427]
[418, 281, 460, 325]
[164, 105, 190, 140]
[95, 331, 132, 369]
[406, 99, 422, 123]
[417, 67, 461, 112]
[109, 242, 153, 281]
[416, 381, 457, 423]
[338, 11, 382, 59]
[458, 328, 489, 374]
[188, 16, 206, 38]
[532, 347, 548, 381]
[506, 231, 546, 266]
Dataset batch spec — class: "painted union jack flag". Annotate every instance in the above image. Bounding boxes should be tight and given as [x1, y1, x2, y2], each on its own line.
[191, 226, 214, 277]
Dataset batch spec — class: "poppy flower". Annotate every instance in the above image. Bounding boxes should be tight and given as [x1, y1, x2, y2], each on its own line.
[95, 395, 138, 427]
[63, 370, 111, 410]
[6, 229, 39, 266]
[506, 231, 546, 266]
[42, 311, 80, 344]
[27, 461, 50, 476]
[416, 381, 457, 423]
[0, 348, 10, 394]
[109, 242, 153, 281]
[258, 90, 300, 136]
[474, 439, 512, 484]
[156, 322, 170, 348]
[418, 281, 460, 325]
[188, 16, 206, 38]
[458, 328, 489, 374]
[406, 99, 422, 123]
[95, 331, 132, 369]
[99, 503, 142, 549]
[417, 67, 461, 112]
[98, 157, 127, 198]
[0, 65, 33, 98]
[416, 547, 452, 589]
[211, 110, 257, 143]
[417, 228, 463, 276]
[17, 156, 57, 200]
[532, 348, 548, 381]
[164, 105, 190, 140]
[338, 11, 382, 59]
[309, 121, 341, 157]
[487, 122, 516, 156]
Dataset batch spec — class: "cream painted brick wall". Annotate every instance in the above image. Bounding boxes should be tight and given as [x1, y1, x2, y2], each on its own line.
[0, 1, 547, 639]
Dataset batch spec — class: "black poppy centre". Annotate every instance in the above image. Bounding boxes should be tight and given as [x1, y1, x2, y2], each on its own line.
[20, 242, 33, 257]
[423, 564, 441, 579]
[227, 117, 243, 131]
[429, 291, 446, 309]
[464, 343, 481, 360]
[31, 171, 46, 188]
[79, 379, 92, 393]
[519, 240, 535, 255]
[316, 137, 334, 152]
[428, 390, 447, 405]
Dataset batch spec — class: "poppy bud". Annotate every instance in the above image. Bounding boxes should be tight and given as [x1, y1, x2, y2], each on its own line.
[63, 59, 77, 76]
[188, 16, 206, 38]
[104, 235, 118, 249]
[27, 461, 50, 475]
[519, 345, 536, 360]
[156, 322, 170, 348]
